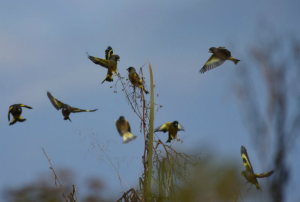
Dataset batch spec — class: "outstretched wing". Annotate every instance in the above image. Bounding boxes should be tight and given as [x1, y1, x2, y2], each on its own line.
[241, 146, 254, 173]
[154, 122, 171, 133]
[255, 170, 274, 178]
[20, 104, 32, 109]
[199, 54, 226, 73]
[178, 123, 185, 131]
[47, 92, 65, 110]
[87, 53, 109, 68]
[8, 105, 13, 121]
[71, 108, 98, 113]
[105, 46, 114, 60]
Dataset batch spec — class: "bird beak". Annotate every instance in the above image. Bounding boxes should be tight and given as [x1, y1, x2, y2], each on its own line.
[118, 59, 120, 61]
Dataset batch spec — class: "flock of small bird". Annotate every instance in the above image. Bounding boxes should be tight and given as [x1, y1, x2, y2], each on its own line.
[7, 46, 273, 190]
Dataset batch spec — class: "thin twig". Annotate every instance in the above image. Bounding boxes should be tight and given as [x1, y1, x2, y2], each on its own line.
[42, 148, 68, 202]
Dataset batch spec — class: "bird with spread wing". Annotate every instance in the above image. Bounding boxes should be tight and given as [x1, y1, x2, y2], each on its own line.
[200, 47, 240, 73]
[47, 91, 97, 122]
[154, 121, 184, 143]
[87, 46, 120, 84]
[241, 146, 274, 191]
[8, 104, 32, 125]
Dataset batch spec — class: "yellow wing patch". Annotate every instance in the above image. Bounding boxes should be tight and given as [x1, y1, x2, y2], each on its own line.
[72, 108, 97, 113]
[255, 170, 274, 178]
[88, 56, 109, 68]
[154, 122, 171, 133]
[200, 55, 226, 73]
[178, 124, 185, 131]
[47, 92, 65, 110]
[105, 46, 114, 60]
[241, 146, 254, 173]
[20, 104, 32, 109]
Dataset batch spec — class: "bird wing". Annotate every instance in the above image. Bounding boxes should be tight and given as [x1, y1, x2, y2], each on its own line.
[115, 121, 123, 136]
[47, 92, 65, 110]
[127, 120, 131, 133]
[133, 72, 143, 85]
[218, 47, 231, 57]
[71, 108, 98, 113]
[154, 122, 171, 133]
[178, 123, 185, 131]
[101, 70, 113, 84]
[218, 47, 231, 55]
[255, 170, 274, 178]
[87, 53, 109, 68]
[199, 54, 226, 73]
[105, 46, 114, 60]
[20, 104, 32, 109]
[8, 105, 13, 121]
[241, 146, 254, 173]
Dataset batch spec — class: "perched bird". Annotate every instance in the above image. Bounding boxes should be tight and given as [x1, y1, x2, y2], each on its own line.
[240, 146, 274, 191]
[47, 91, 97, 122]
[126, 67, 149, 94]
[115, 116, 137, 144]
[154, 121, 184, 143]
[8, 104, 32, 125]
[199, 47, 240, 73]
[87, 46, 120, 84]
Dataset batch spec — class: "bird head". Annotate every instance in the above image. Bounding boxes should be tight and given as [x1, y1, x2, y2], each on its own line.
[119, 116, 125, 121]
[126, 67, 136, 73]
[111, 55, 120, 61]
[209, 47, 217, 53]
[172, 121, 179, 128]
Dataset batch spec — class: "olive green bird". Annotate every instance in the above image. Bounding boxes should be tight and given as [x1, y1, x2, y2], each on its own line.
[8, 104, 32, 125]
[47, 91, 97, 122]
[126, 67, 149, 94]
[241, 146, 274, 191]
[154, 121, 184, 143]
[199, 47, 240, 73]
[115, 116, 137, 144]
[87, 46, 120, 84]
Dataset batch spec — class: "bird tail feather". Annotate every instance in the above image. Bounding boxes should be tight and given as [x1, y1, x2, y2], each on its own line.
[229, 57, 240, 64]
[101, 74, 113, 84]
[255, 183, 262, 191]
[123, 132, 137, 144]
[17, 116, 26, 122]
[141, 86, 149, 94]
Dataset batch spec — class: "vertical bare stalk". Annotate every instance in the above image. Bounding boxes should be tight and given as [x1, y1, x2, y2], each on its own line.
[146, 63, 155, 200]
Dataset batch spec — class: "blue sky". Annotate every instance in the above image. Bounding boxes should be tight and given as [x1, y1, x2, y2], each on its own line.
[1, 0, 300, 201]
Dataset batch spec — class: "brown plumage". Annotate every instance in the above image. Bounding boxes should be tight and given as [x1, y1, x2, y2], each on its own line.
[115, 116, 137, 144]
[200, 47, 240, 73]
[126, 67, 149, 94]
